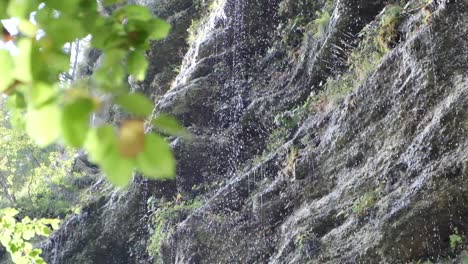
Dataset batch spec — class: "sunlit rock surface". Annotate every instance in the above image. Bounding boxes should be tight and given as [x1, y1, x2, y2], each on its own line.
[42, 0, 467, 263]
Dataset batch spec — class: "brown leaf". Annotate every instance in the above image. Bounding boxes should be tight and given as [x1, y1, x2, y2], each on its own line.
[118, 119, 145, 158]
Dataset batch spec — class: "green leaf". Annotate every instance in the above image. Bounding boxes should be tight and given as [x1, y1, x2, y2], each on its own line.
[113, 5, 153, 22]
[7, 0, 35, 19]
[116, 92, 154, 117]
[136, 133, 175, 180]
[43, 0, 79, 14]
[0, 1, 7, 19]
[22, 228, 35, 240]
[61, 98, 95, 147]
[14, 39, 33, 83]
[0, 208, 19, 217]
[0, 49, 15, 92]
[148, 18, 171, 40]
[127, 51, 148, 81]
[100, 143, 134, 187]
[43, 17, 86, 47]
[103, 0, 125, 5]
[29, 249, 41, 258]
[29, 82, 55, 107]
[152, 114, 189, 138]
[18, 19, 38, 37]
[14, 92, 26, 109]
[7, 92, 27, 109]
[85, 126, 116, 163]
[26, 104, 61, 147]
[77, 0, 98, 12]
[37, 226, 51, 236]
[41, 219, 60, 230]
[1, 216, 16, 229]
[93, 65, 126, 90]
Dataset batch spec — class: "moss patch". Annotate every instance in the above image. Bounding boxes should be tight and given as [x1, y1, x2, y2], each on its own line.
[147, 196, 203, 262]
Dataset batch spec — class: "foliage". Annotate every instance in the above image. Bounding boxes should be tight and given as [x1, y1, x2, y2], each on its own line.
[0, 101, 84, 219]
[450, 228, 463, 249]
[1, 0, 188, 188]
[186, 19, 201, 46]
[311, 4, 403, 109]
[0, 208, 60, 264]
[352, 191, 377, 215]
[147, 196, 202, 262]
[281, 146, 298, 178]
[312, 10, 331, 37]
[376, 5, 403, 52]
[280, 0, 334, 47]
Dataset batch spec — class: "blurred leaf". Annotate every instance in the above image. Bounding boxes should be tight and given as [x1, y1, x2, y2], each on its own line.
[14, 39, 33, 83]
[101, 146, 134, 187]
[22, 229, 35, 240]
[0, 50, 15, 92]
[0, 2, 7, 19]
[127, 51, 148, 81]
[29, 82, 55, 107]
[103, 0, 125, 5]
[116, 92, 153, 117]
[43, 17, 86, 47]
[148, 18, 171, 40]
[26, 104, 61, 147]
[118, 119, 145, 158]
[152, 114, 190, 138]
[93, 64, 126, 90]
[61, 98, 95, 147]
[43, 0, 79, 14]
[13, 92, 26, 109]
[86, 127, 134, 186]
[0, 208, 19, 217]
[18, 19, 37, 37]
[41, 219, 60, 230]
[85, 126, 116, 163]
[7, 0, 35, 19]
[136, 133, 175, 180]
[113, 5, 152, 22]
[7, 92, 24, 109]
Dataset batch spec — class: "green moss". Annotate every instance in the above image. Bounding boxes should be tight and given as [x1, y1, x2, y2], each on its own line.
[187, 19, 201, 46]
[450, 228, 463, 249]
[311, 4, 404, 110]
[312, 10, 331, 37]
[280, 0, 335, 47]
[352, 191, 378, 215]
[147, 197, 203, 261]
[376, 5, 403, 52]
[295, 230, 314, 248]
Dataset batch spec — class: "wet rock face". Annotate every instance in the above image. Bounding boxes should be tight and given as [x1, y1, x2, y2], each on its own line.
[161, 0, 468, 263]
[43, 0, 467, 263]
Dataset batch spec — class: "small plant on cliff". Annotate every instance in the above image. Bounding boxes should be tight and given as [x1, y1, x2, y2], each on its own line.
[450, 228, 463, 249]
[376, 5, 403, 52]
[352, 191, 378, 215]
[312, 10, 331, 37]
[281, 146, 298, 179]
[187, 19, 201, 46]
[147, 196, 203, 262]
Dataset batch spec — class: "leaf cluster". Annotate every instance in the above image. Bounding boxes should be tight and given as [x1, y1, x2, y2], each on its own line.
[1, 0, 188, 188]
[0, 208, 60, 264]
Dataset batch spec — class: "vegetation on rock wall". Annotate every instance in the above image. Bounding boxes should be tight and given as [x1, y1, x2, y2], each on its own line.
[147, 195, 202, 262]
